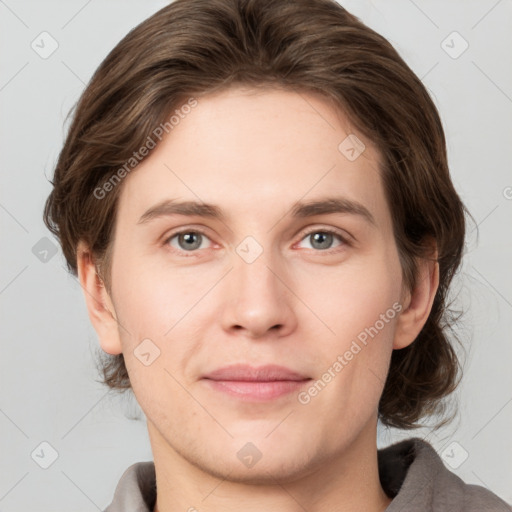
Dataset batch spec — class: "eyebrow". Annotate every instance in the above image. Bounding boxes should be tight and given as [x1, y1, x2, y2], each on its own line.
[137, 197, 376, 227]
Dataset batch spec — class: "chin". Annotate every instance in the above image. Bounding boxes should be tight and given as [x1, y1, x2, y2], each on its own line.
[206, 454, 316, 486]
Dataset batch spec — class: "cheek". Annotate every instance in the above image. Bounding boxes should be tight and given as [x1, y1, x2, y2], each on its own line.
[301, 249, 402, 397]
[109, 255, 213, 395]
[304, 250, 403, 340]
[111, 250, 207, 337]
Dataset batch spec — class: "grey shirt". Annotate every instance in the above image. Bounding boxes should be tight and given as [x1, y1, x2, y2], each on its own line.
[104, 437, 511, 511]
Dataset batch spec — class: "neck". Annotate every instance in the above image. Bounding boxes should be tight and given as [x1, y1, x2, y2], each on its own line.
[150, 416, 392, 512]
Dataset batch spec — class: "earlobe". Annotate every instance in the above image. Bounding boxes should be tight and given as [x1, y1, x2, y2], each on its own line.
[76, 241, 122, 355]
[393, 247, 440, 350]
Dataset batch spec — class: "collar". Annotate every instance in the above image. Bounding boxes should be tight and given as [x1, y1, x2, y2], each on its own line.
[103, 437, 510, 511]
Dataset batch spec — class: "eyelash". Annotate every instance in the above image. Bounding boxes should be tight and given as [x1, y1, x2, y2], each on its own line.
[162, 226, 351, 257]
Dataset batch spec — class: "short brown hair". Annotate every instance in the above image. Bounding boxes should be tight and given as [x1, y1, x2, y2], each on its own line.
[44, 0, 468, 429]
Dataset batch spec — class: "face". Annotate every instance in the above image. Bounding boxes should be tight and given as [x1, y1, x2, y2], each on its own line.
[93, 86, 414, 483]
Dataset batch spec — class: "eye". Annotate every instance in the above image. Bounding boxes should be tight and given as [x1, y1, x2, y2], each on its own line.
[164, 229, 213, 256]
[296, 228, 349, 252]
[163, 226, 350, 257]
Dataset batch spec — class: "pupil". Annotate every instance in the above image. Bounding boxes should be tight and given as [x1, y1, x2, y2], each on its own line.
[312, 232, 331, 249]
[181, 232, 200, 250]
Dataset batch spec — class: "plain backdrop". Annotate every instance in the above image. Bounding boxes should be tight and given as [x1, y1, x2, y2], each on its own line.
[1, 0, 511, 509]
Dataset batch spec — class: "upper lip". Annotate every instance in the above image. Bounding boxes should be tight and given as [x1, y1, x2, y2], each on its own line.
[202, 364, 310, 382]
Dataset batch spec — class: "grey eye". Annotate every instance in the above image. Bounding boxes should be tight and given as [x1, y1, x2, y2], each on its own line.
[166, 231, 211, 252]
[308, 232, 335, 250]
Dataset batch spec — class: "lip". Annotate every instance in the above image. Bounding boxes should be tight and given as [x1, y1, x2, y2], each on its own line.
[202, 364, 310, 382]
[201, 364, 312, 401]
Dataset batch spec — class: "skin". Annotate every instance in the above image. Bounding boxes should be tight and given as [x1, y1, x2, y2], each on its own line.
[78, 86, 438, 512]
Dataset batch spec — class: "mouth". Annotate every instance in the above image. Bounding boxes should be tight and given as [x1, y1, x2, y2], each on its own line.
[201, 364, 312, 401]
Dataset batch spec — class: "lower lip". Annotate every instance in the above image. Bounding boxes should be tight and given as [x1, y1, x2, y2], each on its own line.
[203, 379, 311, 401]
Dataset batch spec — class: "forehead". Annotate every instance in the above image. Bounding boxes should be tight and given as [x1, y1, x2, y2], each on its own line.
[117, 86, 388, 229]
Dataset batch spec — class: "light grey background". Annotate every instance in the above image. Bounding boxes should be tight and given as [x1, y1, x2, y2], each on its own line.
[1, 0, 511, 509]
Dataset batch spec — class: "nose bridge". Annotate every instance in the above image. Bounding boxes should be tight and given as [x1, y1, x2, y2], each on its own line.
[233, 234, 282, 301]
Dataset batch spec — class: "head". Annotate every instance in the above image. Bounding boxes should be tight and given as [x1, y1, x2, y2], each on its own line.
[44, 0, 466, 478]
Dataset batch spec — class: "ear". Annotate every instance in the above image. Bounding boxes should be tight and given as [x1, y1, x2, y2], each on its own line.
[76, 241, 122, 355]
[393, 242, 439, 350]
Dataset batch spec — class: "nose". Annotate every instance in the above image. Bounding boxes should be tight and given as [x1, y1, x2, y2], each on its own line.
[220, 246, 297, 339]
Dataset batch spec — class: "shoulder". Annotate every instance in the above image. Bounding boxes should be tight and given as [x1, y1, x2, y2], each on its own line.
[462, 483, 512, 511]
[378, 437, 511, 511]
[103, 461, 156, 512]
